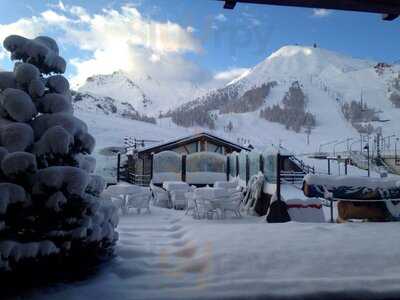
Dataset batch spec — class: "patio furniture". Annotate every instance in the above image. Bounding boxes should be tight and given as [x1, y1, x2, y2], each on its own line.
[163, 181, 191, 209]
[185, 191, 199, 218]
[126, 191, 151, 214]
[193, 187, 231, 219]
[219, 191, 244, 218]
[150, 183, 170, 208]
[170, 190, 189, 209]
[214, 181, 238, 189]
[104, 183, 150, 214]
[195, 197, 220, 219]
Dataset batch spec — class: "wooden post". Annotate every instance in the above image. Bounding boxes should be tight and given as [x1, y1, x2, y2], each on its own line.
[150, 154, 154, 182]
[246, 154, 250, 185]
[276, 153, 281, 202]
[117, 153, 121, 182]
[236, 155, 239, 177]
[182, 155, 186, 182]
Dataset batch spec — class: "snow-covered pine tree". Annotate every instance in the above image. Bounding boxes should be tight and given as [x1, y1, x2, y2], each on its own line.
[0, 35, 118, 279]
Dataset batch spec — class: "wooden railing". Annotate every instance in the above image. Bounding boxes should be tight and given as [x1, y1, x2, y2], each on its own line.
[128, 173, 151, 186]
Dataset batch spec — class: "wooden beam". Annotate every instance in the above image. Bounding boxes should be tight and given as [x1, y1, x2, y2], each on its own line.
[224, 0, 237, 9]
[220, 0, 400, 19]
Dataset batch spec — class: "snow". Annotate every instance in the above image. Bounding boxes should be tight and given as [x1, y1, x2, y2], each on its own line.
[1, 151, 37, 177]
[75, 154, 96, 173]
[0, 183, 29, 214]
[4, 35, 66, 74]
[24, 206, 400, 300]
[304, 174, 400, 190]
[78, 71, 208, 117]
[46, 191, 67, 212]
[0, 71, 17, 90]
[31, 113, 88, 140]
[0, 88, 37, 122]
[87, 175, 106, 196]
[36, 93, 73, 114]
[14, 63, 40, 86]
[0, 122, 34, 152]
[46, 75, 70, 94]
[28, 78, 46, 98]
[34, 125, 74, 156]
[33, 166, 90, 197]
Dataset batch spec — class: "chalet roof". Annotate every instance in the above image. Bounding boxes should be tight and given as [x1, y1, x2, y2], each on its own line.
[137, 132, 250, 154]
[219, 0, 400, 20]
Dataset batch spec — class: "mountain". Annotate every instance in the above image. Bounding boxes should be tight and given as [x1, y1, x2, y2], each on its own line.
[77, 71, 206, 117]
[72, 45, 400, 155]
[71, 90, 156, 123]
[169, 45, 400, 152]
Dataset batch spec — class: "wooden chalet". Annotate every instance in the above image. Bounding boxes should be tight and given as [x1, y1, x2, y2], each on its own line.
[123, 132, 250, 185]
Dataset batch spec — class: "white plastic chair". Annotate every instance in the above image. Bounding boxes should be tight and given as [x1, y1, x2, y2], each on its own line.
[170, 190, 188, 210]
[185, 191, 199, 218]
[127, 192, 151, 214]
[150, 183, 170, 208]
[219, 190, 244, 218]
[195, 197, 220, 219]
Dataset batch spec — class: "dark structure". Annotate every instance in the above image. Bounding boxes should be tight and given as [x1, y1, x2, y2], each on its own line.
[120, 132, 250, 185]
[219, 0, 400, 20]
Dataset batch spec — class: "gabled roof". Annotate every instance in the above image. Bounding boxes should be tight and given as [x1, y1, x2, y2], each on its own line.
[137, 132, 250, 154]
[219, 0, 400, 20]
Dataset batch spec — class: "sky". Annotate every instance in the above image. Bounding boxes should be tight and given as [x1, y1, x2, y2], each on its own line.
[0, 0, 399, 88]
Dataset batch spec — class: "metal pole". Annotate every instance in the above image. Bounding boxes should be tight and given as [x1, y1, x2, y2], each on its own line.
[330, 199, 334, 223]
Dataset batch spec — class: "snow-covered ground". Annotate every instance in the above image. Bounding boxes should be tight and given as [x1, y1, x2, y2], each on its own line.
[27, 206, 400, 300]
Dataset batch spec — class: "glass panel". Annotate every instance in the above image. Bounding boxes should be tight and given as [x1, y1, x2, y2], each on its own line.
[263, 151, 277, 183]
[249, 151, 261, 178]
[186, 142, 197, 154]
[207, 142, 219, 153]
[238, 151, 247, 181]
[152, 151, 182, 183]
[186, 152, 226, 184]
[229, 153, 237, 178]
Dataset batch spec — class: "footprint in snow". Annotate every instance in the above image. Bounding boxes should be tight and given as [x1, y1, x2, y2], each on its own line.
[171, 239, 191, 247]
[168, 230, 187, 239]
[180, 256, 210, 274]
[169, 218, 182, 224]
[167, 224, 183, 232]
[173, 242, 197, 258]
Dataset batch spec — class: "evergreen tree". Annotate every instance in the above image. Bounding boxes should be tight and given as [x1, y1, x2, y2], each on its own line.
[0, 35, 118, 278]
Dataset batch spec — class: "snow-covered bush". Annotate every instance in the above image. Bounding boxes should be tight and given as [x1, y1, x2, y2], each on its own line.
[0, 35, 118, 278]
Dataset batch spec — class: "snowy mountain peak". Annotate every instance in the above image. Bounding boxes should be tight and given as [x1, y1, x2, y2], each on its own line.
[230, 45, 376, 90]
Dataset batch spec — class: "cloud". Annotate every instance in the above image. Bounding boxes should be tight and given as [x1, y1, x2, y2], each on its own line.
[0, 17, 45, 54]
[312, 9, 332, 17]
[0, 3, 205, 87]
[215, 14, 227, 22]
[214, 67, 250, 82]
